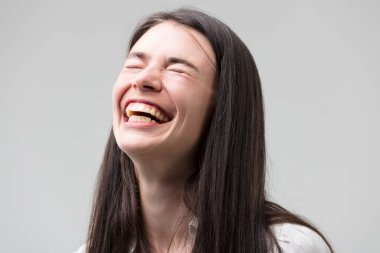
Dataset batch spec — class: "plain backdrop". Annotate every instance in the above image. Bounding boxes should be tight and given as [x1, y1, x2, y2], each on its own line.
[1, 0, 379, 252]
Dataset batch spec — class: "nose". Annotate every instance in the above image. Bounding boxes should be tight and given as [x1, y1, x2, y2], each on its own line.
[132, 67, 162, 92]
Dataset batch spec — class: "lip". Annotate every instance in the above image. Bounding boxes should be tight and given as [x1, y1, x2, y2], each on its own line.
[122, 98, 173, 123]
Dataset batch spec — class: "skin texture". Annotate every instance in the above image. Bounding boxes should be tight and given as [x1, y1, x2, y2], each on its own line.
[112, 21, 216, 252]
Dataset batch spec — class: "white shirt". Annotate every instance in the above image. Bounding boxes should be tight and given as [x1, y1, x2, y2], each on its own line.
[272, 223, 331, 253]
[73, 223, 331, 253]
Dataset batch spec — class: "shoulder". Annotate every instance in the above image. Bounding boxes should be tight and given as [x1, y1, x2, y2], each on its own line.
[271, 223, 331, 253]
[72, 244, 85, 253]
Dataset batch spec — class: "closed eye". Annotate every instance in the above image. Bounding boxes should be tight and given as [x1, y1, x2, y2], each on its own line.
[167, 68, 186, 74]
[125, 65, 143, 69]
[124, 65, 144, 73]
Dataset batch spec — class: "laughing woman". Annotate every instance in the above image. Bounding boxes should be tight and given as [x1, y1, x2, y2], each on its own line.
[74, 8, 333, 253]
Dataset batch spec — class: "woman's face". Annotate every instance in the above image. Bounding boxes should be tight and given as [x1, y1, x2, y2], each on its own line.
[112, 21, 216, 164]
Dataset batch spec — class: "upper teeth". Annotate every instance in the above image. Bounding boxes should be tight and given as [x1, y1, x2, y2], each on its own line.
[125, 102, 169, 123]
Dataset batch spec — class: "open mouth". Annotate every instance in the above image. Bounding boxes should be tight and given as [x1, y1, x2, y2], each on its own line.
[124, 102, 170, 124]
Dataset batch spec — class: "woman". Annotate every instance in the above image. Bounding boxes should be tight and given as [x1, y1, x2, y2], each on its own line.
[74, 8, 333, 253]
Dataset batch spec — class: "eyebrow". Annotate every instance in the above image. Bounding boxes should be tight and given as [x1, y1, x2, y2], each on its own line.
[127, 51, 147, 61]
[127, 51, 199, 72]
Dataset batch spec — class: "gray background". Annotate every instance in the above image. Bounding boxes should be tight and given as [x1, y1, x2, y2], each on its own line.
[1, 0, 379, 252]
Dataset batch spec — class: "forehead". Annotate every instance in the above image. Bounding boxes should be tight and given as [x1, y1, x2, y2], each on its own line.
[130, 21, 216, 67]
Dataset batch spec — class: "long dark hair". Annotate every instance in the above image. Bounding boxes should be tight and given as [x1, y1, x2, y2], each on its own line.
[86, 8, 333, 253]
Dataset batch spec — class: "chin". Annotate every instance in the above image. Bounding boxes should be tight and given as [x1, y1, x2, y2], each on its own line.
[117, 139, 156, 156]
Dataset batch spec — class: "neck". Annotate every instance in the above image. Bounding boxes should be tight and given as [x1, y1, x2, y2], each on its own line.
[133, 155, 194, 253]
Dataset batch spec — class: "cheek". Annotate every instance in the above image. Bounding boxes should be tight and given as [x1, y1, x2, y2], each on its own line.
[112, 73, 132, 107]
[181, 91, 214, 153]
[166, 75, 214, 113]
[176, 86, 214, 127]
[192, 87, 214, 127]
